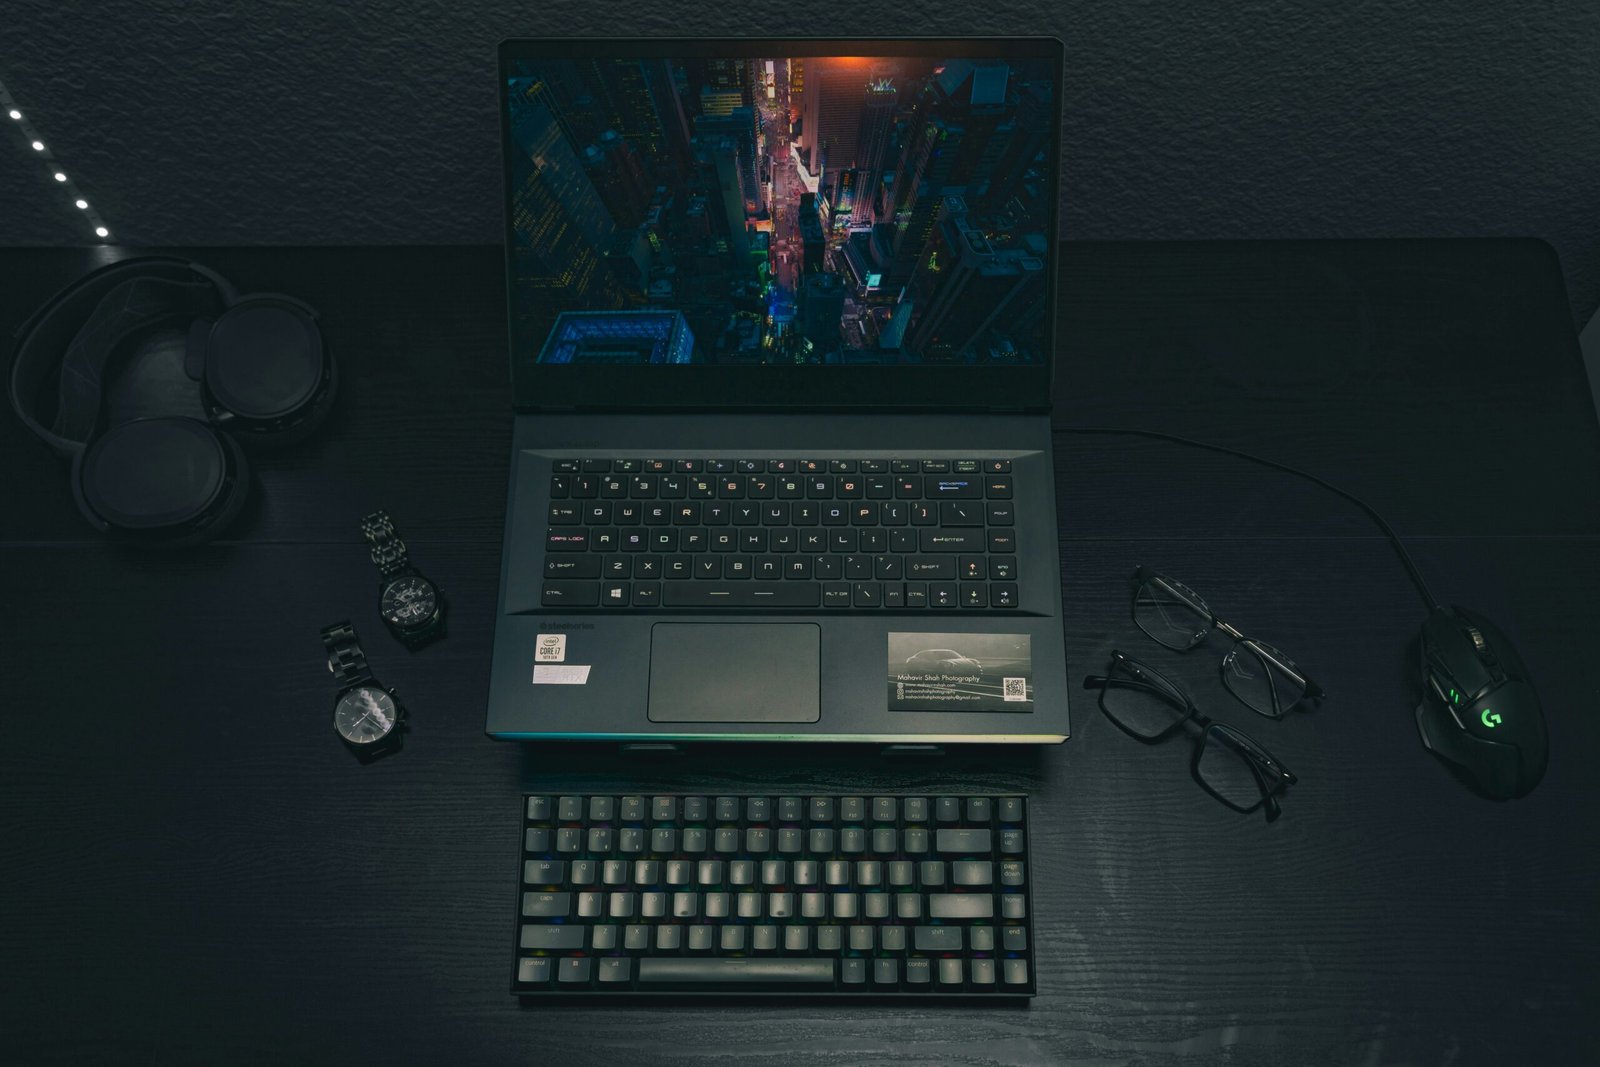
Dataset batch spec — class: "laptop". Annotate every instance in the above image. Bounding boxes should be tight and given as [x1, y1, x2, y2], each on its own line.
[485, 36, 1070, 744]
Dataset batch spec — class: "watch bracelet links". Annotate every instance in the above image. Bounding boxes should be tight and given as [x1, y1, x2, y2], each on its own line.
[320, 621, 373, 686]
[361, 510, 410, 579]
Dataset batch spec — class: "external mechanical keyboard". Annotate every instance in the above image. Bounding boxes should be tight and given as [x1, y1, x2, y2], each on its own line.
[514, 792, 1036, 996]
[541, 457, 1019, 611]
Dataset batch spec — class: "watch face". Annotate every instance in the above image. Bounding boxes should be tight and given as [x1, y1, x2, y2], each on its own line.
[334, 685, 399, 745]
[381, 575, 437, 629]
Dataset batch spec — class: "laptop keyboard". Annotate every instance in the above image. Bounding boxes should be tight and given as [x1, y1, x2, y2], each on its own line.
[513, 792, 1036, 996]
[542, 457, 1019, 611]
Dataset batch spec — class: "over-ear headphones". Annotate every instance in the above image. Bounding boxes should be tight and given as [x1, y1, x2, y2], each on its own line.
[8, 256, 337, 545]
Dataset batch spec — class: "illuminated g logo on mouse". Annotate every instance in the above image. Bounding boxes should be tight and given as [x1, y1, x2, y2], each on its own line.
[1480, 708, 1502, 729]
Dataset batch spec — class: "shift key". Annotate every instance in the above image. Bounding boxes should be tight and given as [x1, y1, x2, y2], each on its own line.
[519, 924, 585, 950]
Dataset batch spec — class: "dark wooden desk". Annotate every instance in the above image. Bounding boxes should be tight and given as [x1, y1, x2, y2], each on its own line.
[3, 241, 1597, 1065]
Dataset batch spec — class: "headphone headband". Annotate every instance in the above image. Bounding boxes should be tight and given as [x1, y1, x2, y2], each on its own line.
[8, 257, 239, 454]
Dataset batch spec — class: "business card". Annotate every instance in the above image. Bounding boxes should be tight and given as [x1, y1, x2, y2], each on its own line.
[887, 632, 1033, 712]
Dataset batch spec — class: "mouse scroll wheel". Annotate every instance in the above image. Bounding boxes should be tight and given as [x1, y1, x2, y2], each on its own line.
[1465, 625, 1487, 654]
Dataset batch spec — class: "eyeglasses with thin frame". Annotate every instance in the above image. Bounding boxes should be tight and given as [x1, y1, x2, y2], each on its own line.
[1130, 566, 1326, 720]
[1083, 650, 1297, 821]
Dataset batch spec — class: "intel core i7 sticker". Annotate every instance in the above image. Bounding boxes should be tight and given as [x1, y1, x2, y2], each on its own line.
[888, 633, 1033, 712]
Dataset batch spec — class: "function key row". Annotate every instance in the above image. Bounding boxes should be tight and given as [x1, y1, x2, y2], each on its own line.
[527, 795, 1025, 825]
[551, 474, 1012, 502]
[553, 458, 1014, 475]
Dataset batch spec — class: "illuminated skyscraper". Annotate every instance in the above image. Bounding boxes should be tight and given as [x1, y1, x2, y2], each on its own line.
[902, 197, 1044, 361]
[579, 58, 695, 184]
[537, 310, 697, 364]
[886, 60, 1016, 282]
[800, 271, 846, 354]
[852, 76, 899, 227]
[787, 58, 805, 133]
[981, 77, 1052, 215]
[695, 108, 761, 216]
[506, 78, 623, 347]
[798, 192, 825, 275]
[697, 133, 751, 263]
[582, 129, 652, 229]
[800, 58, 869, 180]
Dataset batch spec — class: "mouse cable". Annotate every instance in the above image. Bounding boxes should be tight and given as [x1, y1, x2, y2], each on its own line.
[1057, 425, 1442, 614]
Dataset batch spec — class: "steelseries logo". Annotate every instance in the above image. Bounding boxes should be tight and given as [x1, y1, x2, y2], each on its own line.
[540, 622, 596, 630]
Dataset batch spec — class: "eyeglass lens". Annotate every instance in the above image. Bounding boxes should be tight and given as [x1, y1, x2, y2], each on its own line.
[1222, 641, 1308, 719]
[1194, 724, 1272, 811]
[1097, 674, 1189, 740]
[1132, 575, 1210, 651]
[1135, 571, 1311, 719]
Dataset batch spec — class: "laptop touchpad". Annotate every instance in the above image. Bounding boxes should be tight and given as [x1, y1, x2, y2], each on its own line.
[647, 623, 821, 723]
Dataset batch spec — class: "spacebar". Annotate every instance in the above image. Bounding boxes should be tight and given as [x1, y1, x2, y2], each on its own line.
[637, 959, 836, 985]
[662, 583, 820, 607]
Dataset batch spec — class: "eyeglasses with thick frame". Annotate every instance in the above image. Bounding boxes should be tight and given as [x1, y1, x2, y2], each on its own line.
[1130, 565, 1326, 719]
[1083, 650, 1298, 821]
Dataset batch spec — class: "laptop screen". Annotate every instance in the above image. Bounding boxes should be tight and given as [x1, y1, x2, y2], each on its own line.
[499, 39, 1062, 409]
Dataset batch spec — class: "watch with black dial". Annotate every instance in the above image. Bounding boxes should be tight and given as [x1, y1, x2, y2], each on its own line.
[321, 621, 406, 763]
[362, 509, 446, 649]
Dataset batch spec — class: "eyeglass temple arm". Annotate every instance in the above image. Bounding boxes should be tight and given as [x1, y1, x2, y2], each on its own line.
[1213, 619, 1327, 700]
[1137, 572, 1214, 618]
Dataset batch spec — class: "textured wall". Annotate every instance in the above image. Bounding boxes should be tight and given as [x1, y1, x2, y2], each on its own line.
[3, 0, 1599, 323]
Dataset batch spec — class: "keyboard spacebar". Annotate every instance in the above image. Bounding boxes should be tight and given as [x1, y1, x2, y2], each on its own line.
[638, 959, 836, 985]
[662, 583, 820, 608]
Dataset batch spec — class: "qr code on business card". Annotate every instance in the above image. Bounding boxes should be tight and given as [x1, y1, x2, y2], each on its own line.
[1003, 678, 1027, 702]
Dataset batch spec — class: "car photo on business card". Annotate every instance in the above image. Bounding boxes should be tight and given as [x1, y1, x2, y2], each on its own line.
[888, 632, 1033, 712]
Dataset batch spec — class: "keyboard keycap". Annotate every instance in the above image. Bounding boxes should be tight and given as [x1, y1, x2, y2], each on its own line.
[521, 892, 570, 917]
[951, 861, 994, 886]
[924, 476, 981, 498]
[906, 557, 956, 580]
[544, 556, 600, 579]
[914, 926, 964, 951]
[517, 957, 552, 984]
[937, 828, 993, 854]
[662, 583, 820, 608]
[638, 959, 835, 986]
[541, 581, 598, 607]
[920, 530, 983, 553]
[520, 925, 585, 950]
[929, 894, 994, 919]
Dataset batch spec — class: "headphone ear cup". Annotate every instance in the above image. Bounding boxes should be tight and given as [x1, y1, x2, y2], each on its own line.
[71, 417, 250, 545]
[199, 297, 334, 445]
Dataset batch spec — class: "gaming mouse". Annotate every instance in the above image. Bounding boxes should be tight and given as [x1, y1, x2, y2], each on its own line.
[1415, 606, 1547, 799]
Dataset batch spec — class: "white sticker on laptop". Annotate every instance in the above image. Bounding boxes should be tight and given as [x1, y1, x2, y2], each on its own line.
[888, 633, 1033, 713]
[532, 664, 590, 685]
[535, 633, 567, 662]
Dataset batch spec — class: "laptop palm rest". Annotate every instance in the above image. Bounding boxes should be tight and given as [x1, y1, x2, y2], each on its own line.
[647, 623, 821, 723]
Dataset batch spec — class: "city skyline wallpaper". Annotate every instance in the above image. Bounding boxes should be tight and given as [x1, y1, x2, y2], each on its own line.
[503, 52, 1058, 366]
